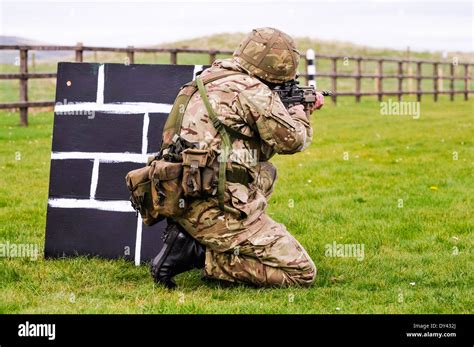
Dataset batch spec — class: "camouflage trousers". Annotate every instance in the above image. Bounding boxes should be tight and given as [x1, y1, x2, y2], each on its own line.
[176, 162, 316, 287]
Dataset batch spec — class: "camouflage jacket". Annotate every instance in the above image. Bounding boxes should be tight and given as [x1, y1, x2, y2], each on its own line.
[179, 58, 313, 177]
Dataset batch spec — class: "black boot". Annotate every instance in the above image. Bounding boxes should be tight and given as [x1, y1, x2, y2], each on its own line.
[151, 220, 205, 289]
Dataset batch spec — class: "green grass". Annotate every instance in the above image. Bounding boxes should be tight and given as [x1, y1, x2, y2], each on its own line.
[0, 97, 472, 313]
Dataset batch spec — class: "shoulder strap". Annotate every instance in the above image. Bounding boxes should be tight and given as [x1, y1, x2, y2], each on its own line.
[200, 70, 242, 85]
[161, 70, 243, 151]
[197, 70, 253, 141]
[196, 76, 241, 215]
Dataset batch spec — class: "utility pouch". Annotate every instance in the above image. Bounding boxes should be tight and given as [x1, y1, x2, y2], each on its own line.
[125, 166, 160, 226]
[181, 148, 209, 197]
[202, 158, 219, 196]
[149, 159, 185, 217]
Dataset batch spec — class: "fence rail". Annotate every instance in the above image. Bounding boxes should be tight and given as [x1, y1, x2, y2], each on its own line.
[0, 43, 472, 125]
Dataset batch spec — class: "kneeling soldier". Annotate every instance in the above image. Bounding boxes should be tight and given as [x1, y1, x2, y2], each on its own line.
[151, 27, 324, 288]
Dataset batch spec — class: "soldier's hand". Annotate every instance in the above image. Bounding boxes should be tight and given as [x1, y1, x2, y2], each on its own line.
[304, 92, 324, 114]
[314, 92, 325, 110]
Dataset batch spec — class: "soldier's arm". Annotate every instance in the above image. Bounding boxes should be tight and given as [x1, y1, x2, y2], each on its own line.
[237, 83, 313, 154]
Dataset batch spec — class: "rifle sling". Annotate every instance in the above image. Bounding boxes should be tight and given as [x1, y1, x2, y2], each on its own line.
[196, 76, 241, 215]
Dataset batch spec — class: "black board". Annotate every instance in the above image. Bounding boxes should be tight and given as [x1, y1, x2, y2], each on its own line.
[44, 62, 205, 265]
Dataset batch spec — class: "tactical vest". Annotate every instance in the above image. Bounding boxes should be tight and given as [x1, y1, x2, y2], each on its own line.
[161, 69, 256, 215]
[126, 70, 255, 225]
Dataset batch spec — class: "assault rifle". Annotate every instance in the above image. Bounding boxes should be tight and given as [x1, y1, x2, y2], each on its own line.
[272, 79, 332, 113]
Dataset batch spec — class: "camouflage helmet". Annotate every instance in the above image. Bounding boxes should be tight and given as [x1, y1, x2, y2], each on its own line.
[233, 27, 300, 83]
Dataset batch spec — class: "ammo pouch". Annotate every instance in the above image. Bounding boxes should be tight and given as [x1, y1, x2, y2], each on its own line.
[181, 148, 218, 197]
[125, 165, 160, 226]
[149, 159, 184, 217]
[125, 158, 185, 226]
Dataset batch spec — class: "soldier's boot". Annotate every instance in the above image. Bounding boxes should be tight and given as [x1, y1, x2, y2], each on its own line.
[151, 221, 205, 289]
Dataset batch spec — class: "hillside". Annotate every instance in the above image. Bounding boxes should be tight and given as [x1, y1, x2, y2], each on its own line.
[157, 33, 474, 63]
[1, 33, 473, 64]
[0, 33, 472, 105]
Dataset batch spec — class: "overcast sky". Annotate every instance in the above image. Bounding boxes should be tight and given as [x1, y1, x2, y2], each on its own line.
[0, 0, 472, 52]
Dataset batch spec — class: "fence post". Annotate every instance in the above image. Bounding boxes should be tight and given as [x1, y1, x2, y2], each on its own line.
[304, 55, 308, 85]
[438, 66, 444, 92]
[416, 62, 422, 102]
[209, 50, 216, 65]
[433, 63, 439, 101]
[75, 42, 83, 62]
[31, 52, 36, 72]
[19, 48, 28, 126]
[306, 49, 316, 87]
[127, 46, 135, 64]
[355, 58, 361, 102]
[377, 60, 383, 102]
[398, 61, 403, 101]
[449, 63, 455, 101]
[170, 50, 177, 64]
[464, 64, 469, 101]
[331, 57, 337, 103]
[408, 61, 413, 94]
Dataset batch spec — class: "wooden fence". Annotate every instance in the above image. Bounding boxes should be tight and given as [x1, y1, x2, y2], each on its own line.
[0, 43, 472, 125]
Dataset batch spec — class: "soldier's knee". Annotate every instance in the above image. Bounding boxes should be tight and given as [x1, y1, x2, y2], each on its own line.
[289, 261, 317, 287]
[304, 262, 317, 285]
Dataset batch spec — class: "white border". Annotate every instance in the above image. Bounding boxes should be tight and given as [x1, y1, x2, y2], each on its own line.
[48, 198, 134, 212]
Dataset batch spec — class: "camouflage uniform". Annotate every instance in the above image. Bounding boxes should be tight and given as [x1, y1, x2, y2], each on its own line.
[174, 57, 316, 287]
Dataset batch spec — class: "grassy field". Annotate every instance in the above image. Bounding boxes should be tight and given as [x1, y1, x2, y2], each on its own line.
[0, 96, 472, 314]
